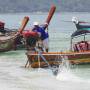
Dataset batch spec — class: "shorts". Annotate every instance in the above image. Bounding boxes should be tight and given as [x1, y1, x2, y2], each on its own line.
[43, 38, 49, 49]
[36, 39, 43, 48]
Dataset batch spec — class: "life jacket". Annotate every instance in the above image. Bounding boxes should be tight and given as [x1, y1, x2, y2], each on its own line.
[87, 41, 90, 50]
[0, 21, 5, 33]
[79, 42, 87, 51]
[22, 31, 39, 47]
[76, 41, 88, 52]
[0, 21, 5, 29]
[22, 30, 39, 38]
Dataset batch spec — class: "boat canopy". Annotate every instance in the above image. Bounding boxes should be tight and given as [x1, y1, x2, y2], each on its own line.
[71, 29, 90, 38]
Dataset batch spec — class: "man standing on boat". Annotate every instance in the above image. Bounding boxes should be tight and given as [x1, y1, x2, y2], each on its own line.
[72, 17, 90, 30]
[32, 21, 49, 52]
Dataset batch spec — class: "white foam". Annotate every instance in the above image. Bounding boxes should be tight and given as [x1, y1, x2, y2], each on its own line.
[56, 56, 84, 82]
[56, 67, 81, 82]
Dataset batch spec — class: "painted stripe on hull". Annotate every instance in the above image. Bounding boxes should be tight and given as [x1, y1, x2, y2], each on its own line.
[26, 51, 90, 68]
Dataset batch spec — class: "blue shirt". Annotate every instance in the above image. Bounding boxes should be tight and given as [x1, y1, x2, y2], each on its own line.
[33, 26, 49, 40]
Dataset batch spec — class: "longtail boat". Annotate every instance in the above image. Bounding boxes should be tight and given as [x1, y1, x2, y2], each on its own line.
[25, 28, 90, 68]
[25, 6, 90, 68]
[0, 16, 29, 52]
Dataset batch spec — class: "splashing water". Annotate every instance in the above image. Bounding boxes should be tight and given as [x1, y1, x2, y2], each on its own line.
[56, 55, 83, 82]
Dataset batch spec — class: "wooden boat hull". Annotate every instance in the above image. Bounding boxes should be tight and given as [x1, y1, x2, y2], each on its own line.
[0, 36, 25, 52]
[26, 51, 90, 68]
[0, 31, 24, 52]
[0, 16, 29, 52]
[0, 35, 16, 52]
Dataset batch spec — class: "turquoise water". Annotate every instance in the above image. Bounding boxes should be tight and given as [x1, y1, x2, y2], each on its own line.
[0, 13, 90, 90]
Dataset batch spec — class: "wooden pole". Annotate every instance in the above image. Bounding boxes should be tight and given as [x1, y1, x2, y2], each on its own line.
[46, 5, 56, 25]
[13, 16, 29, 50]
[18, 16, 29, 34]
[70, 37, 73, 51]
[84, 34, 86, 41]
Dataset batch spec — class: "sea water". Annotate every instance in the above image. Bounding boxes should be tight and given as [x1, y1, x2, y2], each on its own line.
[0, 12, 90, 90]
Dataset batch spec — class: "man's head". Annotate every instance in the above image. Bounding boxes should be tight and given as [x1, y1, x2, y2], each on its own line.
[33, 22, 39, 26]
[72, 17, 78, 24]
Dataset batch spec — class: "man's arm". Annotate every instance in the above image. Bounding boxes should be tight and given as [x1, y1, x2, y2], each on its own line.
[41, 23, 48, 30]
